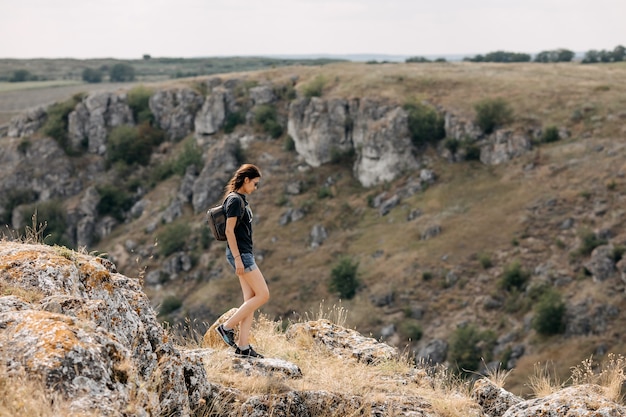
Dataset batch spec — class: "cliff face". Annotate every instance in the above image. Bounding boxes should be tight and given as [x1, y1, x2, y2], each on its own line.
[1, 76, 535, 247]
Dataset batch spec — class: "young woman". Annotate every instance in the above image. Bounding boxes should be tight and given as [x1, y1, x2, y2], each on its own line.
[215, 164, 269, 358]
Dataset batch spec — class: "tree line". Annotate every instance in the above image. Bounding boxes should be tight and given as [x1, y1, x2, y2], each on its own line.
[405, 44, 625, 64]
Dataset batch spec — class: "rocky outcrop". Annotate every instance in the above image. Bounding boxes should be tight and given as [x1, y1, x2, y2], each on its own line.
[286, 319, 398, 364]
[68, 92, 134, 155]
[287, 97, 355, 167]
[0, 135, 83, 229]
[0, 241, 192, 415]
[502, 384, 626, 417]
[194, 86, 233, 136]
[288, 97, 419, 187]
[471, 379, 626, 417]
[8, 106, 47, 138]
[191, 136, 242, 214]
[480, 129, 533, 165]
[352, 99, 419, 187]
[150, 88, 204, 141]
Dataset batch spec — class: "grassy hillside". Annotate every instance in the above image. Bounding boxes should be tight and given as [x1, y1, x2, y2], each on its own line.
[4, 60, 626, 397]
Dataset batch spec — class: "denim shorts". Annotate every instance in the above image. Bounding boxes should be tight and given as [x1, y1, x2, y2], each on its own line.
[226, 248, 258, 273]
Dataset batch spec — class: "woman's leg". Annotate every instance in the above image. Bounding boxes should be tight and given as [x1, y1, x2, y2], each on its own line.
[223, 268, 269, 346]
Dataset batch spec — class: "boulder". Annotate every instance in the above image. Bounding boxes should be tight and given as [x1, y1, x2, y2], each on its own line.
[471, 378, 523, 417]
[502, 384, 626, 417]
[285, 319, 398, 364]
[480, 129, 532, 165]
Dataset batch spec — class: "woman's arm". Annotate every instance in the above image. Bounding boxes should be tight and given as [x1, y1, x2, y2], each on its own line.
[225, 216, 244, 275]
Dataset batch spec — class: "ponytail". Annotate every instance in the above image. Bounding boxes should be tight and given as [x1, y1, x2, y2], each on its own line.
[224, 164, 262, 197]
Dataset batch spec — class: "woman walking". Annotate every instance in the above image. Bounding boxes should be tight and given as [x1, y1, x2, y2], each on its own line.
[216, 164, 269, 358]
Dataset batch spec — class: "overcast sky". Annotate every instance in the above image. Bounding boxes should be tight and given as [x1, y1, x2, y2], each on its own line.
[1, 0, 624, 59]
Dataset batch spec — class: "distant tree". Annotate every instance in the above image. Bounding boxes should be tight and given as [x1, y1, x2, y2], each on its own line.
[484, 51, 531, 63]
[109, 63, 135, 82]
[9, 69, 36, 82]
[613, 45, 625, 62]
[406, 56, 431, 63]
[82, 67, 102, 83]
[582, 50, 600, 63]
[142, 54, 151, 60]
[534, 49, 575, 63]
[582, 46, 626, 64]
[556, 49, 575, 62]
[465, 51, 531, 63]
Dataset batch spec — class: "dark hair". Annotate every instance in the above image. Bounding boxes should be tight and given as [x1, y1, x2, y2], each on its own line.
[224, 164, 262, 196]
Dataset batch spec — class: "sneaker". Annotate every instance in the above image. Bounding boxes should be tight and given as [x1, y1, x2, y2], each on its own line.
[216, 324, 237, 348]
[235, 345, 264, 358]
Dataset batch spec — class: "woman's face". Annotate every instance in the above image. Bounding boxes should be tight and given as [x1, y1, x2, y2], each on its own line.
[241, 176, 260, 194]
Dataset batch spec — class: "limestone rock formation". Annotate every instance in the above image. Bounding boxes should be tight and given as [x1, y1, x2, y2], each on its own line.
[8, 106, 47, 138]
[68, 92, 134, 155]
[150, 88, 204, 141]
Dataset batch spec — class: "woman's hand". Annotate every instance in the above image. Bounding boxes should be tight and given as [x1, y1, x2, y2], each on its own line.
[235, 257, 244, 276]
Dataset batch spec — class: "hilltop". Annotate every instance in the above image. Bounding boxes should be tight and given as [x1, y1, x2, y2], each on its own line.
[1, 60, 626, 398]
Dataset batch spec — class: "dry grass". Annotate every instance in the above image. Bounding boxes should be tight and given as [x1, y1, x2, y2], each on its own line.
[527, 361, 563, 398]
[0, 364, 99, 417]
[570, 354, 626, 402]
[198, 307, 482, 417]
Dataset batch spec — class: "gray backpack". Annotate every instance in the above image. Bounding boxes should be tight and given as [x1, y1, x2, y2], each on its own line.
[206, 193, 244, 241]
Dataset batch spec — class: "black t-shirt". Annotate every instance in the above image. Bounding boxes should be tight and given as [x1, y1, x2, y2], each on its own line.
[224, 192, 253, 253]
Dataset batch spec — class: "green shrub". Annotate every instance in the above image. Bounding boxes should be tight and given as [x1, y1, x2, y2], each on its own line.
[403, 102, 445, 147]
[574, 230, 607, 258]
[318, 186, 333, 199]
[224, 111, 245, 133]
[157, 222, 191, 257]
[159, 295, 182, 316]
[422, 271, 433, 281]
[254, 104, 283, 138]
[443, 138, 459, 154]
[532, 289, 566, 335]
[42, 94, 85, 154]
[474, 98, 514, 134]
[283, 135, 296, 151]
[330, 146, 355, 164]
[274, 83, 296, 100]
[541, 126, 560, 143]
[328, 257, 360, 299]
[109, 63, 135, 82]
[478, 253, 493, 269]
[9, 69, 36, 82]
[463, 144, 481, 161]
[96, 185, 133, 222]
[448, 324, 497, 375]
[127, 86, 154, 124]
[172, 138, 203, 176]
[499, 261, 530, 291]
[398, 320, 423, 341]
[107, 125, 153, 166]
[82, 68, 102, 83]
[302, 75, 326, 98]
